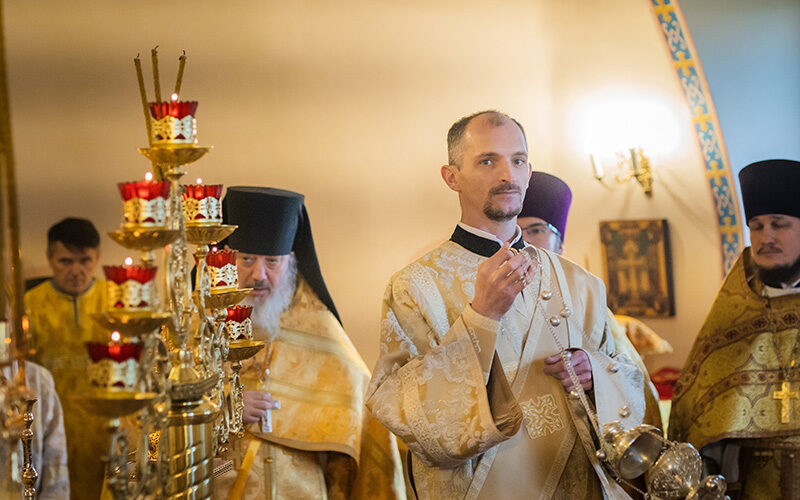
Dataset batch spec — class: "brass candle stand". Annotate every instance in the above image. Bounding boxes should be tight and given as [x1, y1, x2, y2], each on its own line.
[76, 49, 269, 500]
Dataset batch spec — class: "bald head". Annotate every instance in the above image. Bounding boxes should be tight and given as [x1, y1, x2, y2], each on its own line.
[447, 110, 527, 167]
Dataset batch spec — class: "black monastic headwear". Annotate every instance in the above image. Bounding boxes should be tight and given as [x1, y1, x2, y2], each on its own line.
[738, 159, 800, 222]
[222, 186, 341, 324]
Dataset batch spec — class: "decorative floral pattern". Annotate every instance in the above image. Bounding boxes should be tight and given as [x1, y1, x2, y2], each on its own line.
[122, 197, 168, 227]
[87, 358, 140, 389]
[520, 394, 565, 440]
[150, 115, 197, 145]
[182, 196, 222, 225]
[209, 263, 238, 290]
[106, 280, 157, 310]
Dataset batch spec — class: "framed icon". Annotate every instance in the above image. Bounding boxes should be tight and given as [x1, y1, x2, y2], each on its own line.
[599, 219, 675, 317]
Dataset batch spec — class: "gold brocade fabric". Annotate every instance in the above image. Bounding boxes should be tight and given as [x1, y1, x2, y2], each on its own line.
[669, 248, 800, 450]
[25, 279, 110, 500]
[367, 241, 643, 499]
[218, 278, 405, 499]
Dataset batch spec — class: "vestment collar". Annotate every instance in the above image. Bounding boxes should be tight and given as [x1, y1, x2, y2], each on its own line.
[451, 223, 525, 257]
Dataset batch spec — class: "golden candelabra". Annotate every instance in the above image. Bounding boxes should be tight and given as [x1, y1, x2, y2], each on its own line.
[72, 49, 264, 499]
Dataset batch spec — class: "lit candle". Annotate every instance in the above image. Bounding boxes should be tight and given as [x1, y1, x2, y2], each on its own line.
[171, 93, 179, 103]
[145, 171, 153, 181]
[109, 331, 121, 357]
[590, 154, 604, 180]
[124, 257, 134, 267]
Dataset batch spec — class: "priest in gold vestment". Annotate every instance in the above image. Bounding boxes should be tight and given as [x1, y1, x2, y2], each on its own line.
[25, 217, 109, 500]
[670, 159, 800, 499]
[367, 111, 647, 499]
[214, 187, 405, 500]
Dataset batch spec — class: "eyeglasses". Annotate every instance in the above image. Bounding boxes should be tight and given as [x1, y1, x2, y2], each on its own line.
[521, 222, 562, 242]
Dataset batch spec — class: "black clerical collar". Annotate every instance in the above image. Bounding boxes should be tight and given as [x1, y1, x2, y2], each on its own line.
[450, 224, 525, 258]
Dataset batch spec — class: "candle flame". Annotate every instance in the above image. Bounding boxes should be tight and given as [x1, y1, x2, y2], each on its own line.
[196, 177, 203, 184]
[124, 257, 134, 266]
[211, 246, 218, 252]
[145, 172, 153, 181]
[111, 331, 121, 342]
[171, 93, 179, 102]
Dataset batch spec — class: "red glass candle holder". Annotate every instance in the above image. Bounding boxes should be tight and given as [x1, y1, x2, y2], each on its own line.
[205, 249, 238, 293]
[182, 184, 223, 226]
[85, 340, 143, 389]
[103, 265, 158, 310]
[149, 100, 198, 146]
[219, 305, 253, 340]
[118, 180, 170, 228]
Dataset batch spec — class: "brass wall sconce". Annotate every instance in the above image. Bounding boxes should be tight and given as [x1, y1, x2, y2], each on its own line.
[590, 148, 654, 196]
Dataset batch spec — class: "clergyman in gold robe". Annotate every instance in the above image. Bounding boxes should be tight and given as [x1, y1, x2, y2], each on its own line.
[367, 111, 647, 499]
[25, 217, 109, 500]
[517, 170, 663, 430]
[670, 159, 800, 499]
[214, 187, 405, 500]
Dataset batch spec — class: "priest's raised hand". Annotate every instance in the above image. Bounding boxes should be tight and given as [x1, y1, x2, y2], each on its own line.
[470, 241, 536, 321]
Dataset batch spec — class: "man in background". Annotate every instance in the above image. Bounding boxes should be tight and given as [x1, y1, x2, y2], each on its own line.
[25, 217, 108, 500]
[215, 187, 405, 500]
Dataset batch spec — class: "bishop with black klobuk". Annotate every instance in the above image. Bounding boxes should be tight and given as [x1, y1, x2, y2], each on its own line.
[214, 187, 405, 499]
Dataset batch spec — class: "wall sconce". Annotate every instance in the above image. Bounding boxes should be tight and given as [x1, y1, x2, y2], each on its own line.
[590, 148, 654, 196]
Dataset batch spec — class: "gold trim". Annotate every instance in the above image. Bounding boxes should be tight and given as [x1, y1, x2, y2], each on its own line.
[268, 378, 358, 412]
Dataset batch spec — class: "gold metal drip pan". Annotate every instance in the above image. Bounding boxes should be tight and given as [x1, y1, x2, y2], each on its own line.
[91, 311, 173, 337]
[78, 389, 157, 418]
[169, 373, 218, 402]
[185, 224, 237, 246]
[109, 228, 181, 251]
[138, 146, 212, 167]
[203, 288, 252, 310]
[226, 339, 264, 362]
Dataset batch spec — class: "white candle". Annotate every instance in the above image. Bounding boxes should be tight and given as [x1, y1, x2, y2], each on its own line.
[590, 154, 604, 179]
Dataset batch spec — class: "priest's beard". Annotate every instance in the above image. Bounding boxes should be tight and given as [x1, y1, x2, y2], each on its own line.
[483, 184, 523, 221]
[757, 254, 800, 288]
[242, 256, 298, 341]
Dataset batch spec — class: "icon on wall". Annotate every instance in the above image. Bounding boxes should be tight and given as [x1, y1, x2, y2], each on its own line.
[599, 219, 675, 317]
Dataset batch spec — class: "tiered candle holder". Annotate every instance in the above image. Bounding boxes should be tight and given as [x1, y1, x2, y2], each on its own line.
[77, 49, 273, 499]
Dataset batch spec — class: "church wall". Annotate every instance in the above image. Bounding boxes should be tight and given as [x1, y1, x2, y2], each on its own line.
[543, 0, 724, 373]
[7, 0, 722, 372]
[681, 0, 800, 240]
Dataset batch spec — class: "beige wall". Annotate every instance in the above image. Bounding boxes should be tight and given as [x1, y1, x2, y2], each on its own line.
[7, 0, 723, 372]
